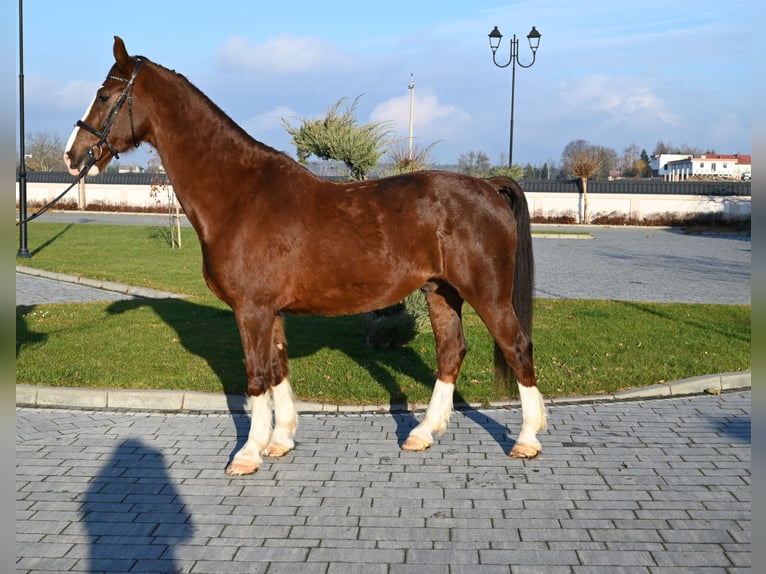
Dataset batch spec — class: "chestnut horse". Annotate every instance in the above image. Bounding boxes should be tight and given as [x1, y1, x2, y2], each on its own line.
[64, 37, 546, 476]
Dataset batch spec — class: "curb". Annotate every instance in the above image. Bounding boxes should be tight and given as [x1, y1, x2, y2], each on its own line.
[532, 232, 594, 239]
[15, 371, 750, 414]
[16, 265, 187, 300]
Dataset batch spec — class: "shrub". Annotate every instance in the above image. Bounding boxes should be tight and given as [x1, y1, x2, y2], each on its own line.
[363, 290, 430, 348]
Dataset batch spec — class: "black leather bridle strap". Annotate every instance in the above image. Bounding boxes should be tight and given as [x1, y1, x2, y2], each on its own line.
[75, 58, 144, 161]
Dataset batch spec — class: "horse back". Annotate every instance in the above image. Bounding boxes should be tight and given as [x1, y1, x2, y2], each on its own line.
[202, 169, 520, 315]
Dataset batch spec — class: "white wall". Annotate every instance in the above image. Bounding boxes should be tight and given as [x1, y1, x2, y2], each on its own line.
[526, 191, 750, 221]
[18, 182, 752, 221]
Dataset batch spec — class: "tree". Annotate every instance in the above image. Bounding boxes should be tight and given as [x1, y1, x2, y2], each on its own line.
[620, 144, 641, 177]
[639, 149, 652, 178]
[145, 152, 165, 173]
[282, 96, 392, 180]
[652, 140, 709, 156]
[561, 139, 610, 223]
[457, 150, 491, 177]
[595, 146, 618, 180]
[20, 130, 68, 171]
[488, 156, 523, 180]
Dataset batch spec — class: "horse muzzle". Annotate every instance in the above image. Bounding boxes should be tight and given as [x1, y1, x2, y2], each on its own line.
[64, 147, 101, 177]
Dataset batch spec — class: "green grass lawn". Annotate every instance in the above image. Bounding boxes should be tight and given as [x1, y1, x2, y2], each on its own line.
[16, 223, 750, 405]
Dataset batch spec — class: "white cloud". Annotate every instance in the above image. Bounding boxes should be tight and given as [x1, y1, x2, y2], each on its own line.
[370, 90, 471, 138]
[238, 105, 303, 154]
[557, 75, 680, 128]
[26, 75, 101, 111]
[242, 105, 297, 134]
[216, 34, 351, 74]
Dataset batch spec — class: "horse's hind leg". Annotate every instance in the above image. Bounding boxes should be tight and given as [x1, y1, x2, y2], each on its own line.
[402, 284, 465, 451]
[476, 304, 546, 458]
[267, 315, 298, 458]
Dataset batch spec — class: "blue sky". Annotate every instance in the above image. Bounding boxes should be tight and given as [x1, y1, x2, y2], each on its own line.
[15, 0, 751, 168]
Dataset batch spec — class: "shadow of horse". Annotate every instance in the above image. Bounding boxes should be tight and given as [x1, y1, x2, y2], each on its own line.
[16, 305, 48, 358]
[82, 438, 193, 573]
[105, 298, 515, 459]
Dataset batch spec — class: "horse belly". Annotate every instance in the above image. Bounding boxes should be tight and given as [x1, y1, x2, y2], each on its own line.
[284, 268, 427, 316]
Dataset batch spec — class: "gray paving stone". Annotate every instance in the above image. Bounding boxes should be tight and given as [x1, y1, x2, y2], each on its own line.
[16, 391, 751, 574]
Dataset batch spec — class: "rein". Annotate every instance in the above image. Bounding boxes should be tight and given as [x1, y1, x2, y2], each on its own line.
[16, 161, 95, 226]
[16, 59, 144, 226]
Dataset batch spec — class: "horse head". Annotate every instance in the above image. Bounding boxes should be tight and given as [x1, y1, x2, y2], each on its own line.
[64, 36, 148, 176]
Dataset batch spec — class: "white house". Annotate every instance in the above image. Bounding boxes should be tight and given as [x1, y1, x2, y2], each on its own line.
[663, 154, 751, 181]
[650, 154, 692, 178]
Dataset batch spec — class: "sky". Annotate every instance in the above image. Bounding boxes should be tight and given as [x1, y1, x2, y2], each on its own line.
[14, 0, 752, 169]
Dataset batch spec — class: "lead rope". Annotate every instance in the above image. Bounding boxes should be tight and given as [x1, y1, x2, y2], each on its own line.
[16, 159, 96, 226]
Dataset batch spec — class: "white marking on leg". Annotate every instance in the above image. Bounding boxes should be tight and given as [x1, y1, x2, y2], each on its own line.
[514, 384, 547, 454]
[405, 379, 454, 448]
[226, 391, 272, 475]
[269, 378, 297, 456]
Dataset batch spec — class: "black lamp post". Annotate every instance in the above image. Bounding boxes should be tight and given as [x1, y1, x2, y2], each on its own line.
[17, 0, 31, 258]
[488, 25, 541, 169]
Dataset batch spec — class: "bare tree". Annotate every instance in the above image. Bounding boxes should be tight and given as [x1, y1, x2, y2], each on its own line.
[652, 140, 709, 156]
[20, 130, 68, 171]
[457, 150, 491, 177]
[561, 139, 607, 223]
[620, 144, 641, 177]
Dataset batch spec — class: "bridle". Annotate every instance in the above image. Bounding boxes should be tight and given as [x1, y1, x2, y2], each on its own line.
[16, 58, 144, 226]
[76, 57, 144, 163]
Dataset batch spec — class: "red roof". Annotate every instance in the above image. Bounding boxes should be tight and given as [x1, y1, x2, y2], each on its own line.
[698, 154, 751, 164]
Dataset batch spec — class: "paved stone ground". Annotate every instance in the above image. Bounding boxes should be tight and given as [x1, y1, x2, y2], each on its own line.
[16, 391, 750, 573]
[16, 218, 752, 572]
[15, 273, 140, 306]
[531, 227, 750, 305]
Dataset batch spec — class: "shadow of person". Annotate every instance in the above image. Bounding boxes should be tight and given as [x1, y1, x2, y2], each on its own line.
[105, 298, 513, 461]
[82, 438, 193, 574]
[703, 412, 751, 444]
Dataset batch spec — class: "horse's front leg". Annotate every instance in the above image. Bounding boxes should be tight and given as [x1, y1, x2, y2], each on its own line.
[225, 308, 278, 476]
[402, 285, 465, 451]
[266, 315, 298, 458]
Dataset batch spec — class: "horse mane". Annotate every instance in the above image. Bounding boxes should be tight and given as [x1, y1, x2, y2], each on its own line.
[144, 57, 312, 173]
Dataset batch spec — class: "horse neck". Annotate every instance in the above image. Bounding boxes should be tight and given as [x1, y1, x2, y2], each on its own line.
[141, 64, 296, 235]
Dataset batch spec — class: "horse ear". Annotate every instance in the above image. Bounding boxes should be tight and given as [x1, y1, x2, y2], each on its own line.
[113, 36, 132, 73]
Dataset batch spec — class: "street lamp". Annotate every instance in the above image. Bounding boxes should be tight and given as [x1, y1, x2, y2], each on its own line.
[488, 25, 541, 169]
[17, 0, 31, 257]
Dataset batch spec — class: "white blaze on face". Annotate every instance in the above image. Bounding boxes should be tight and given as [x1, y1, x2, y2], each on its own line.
[64, 95, 100, 176]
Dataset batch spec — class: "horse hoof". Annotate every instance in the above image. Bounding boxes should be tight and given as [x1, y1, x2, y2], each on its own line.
[509, 443, 540, 459]
[402, 435, 431, 451]
[225, 461, 259, 476]
[266, 443, 292, 457]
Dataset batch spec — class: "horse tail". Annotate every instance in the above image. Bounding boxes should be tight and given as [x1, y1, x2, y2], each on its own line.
[488, 176, 535, 392]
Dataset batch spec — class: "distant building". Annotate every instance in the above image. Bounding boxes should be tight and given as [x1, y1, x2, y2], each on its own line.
[118, 164, 143, 174]
[650, 154, 692, 178]
[658, 154, 751, 181]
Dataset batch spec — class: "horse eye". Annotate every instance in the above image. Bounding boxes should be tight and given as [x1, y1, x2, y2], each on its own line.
[97, 93, 110, 103]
